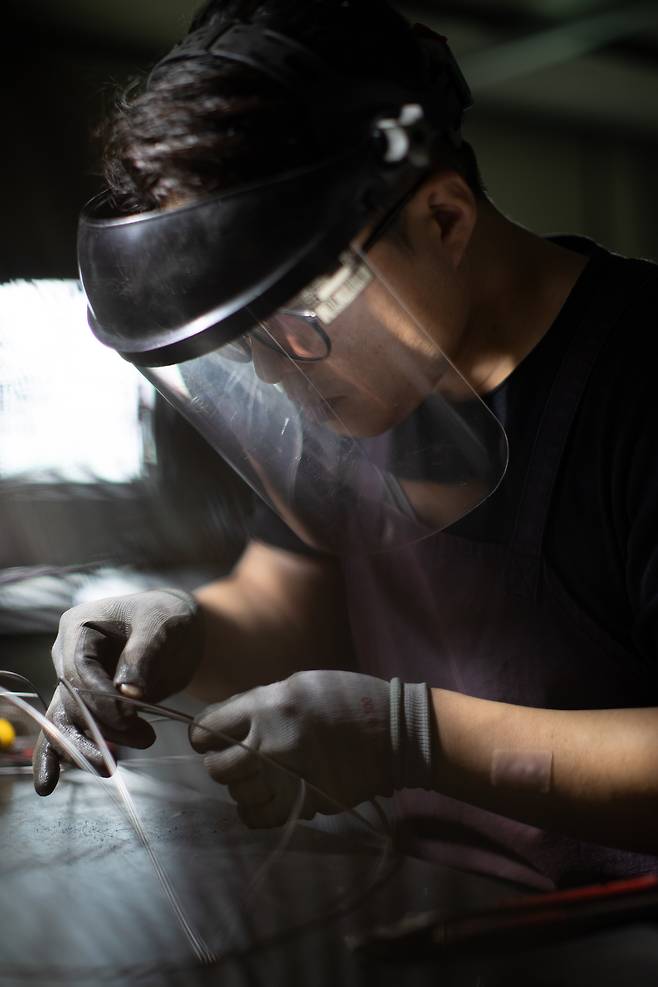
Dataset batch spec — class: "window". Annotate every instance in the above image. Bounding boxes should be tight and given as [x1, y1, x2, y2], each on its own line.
[0, 279, 153, 484]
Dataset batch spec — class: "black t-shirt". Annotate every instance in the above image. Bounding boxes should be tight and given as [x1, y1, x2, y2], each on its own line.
[251, 237, 658, 668]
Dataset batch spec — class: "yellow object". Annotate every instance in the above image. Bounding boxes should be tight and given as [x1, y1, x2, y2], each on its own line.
[0, 718, 16, 750]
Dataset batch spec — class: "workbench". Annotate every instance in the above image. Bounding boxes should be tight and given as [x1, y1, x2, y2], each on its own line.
[3, 747, 658, 986]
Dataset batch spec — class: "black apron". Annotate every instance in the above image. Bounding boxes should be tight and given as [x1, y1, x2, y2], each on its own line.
[344, 253, 658, 890]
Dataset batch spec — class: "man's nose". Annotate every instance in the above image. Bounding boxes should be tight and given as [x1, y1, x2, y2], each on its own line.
[251, 339, 293, 384]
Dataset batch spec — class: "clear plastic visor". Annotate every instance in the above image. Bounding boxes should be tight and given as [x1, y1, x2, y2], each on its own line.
[144, 243, 508, 555]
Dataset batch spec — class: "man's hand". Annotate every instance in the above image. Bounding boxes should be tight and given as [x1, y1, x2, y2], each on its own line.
[189, 670, 432, 828]
[33, 588, 203, 795]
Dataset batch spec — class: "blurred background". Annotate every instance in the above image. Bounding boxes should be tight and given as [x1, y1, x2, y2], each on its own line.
[3, 0, 658, 279]
[1, 0, 657, 696]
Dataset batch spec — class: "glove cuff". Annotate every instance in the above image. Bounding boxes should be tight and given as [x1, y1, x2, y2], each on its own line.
[390, 678, 433, 791]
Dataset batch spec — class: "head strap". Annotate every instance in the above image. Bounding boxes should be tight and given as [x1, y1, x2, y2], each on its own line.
[148, 19, 472, 139]
[149, 22, 332, 90]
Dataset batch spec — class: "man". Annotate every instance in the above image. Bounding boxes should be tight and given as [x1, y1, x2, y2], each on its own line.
[34, 0, 658, 891]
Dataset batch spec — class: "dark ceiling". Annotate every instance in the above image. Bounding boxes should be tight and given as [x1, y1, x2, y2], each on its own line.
[6, 0, 658, 138]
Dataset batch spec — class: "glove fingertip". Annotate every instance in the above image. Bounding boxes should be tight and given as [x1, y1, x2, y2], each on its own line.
[117, 682, 144, 700]
[33, 745, 60, 796]
[113, 664, 146, 693]
[188, 724, 209, 753]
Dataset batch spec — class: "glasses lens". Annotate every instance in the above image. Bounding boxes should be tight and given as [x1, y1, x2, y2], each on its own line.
[253, 312, 329, 361]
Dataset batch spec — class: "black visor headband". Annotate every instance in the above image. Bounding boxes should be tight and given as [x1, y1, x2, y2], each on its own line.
[79, 22, 472, 367]
[80, 147, 426, 367]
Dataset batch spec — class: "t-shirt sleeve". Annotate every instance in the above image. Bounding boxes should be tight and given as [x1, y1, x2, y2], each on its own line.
[248, 499, 325, 556]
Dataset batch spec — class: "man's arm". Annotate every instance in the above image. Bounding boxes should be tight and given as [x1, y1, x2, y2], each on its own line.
[188, 539, 355, 701]
[187, 541, 658, 854]
[431, 689, 658, 855]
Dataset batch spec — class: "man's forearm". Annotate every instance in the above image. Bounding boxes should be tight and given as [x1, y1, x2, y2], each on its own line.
[188, 541, 354, 701]
[431, 689, 658, 854]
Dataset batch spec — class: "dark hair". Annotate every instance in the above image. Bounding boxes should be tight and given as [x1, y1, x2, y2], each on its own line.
[102, 0, 485, 213]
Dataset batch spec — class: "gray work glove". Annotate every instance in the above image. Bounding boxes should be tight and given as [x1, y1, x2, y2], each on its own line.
[33, 588, 203, 796]
[189, 670, 432, 828]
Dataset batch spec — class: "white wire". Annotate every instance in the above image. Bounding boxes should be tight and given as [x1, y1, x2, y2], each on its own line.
[0, 685, 215, 966]
[57, 681, 216, 966]
[246, 778, 307, 897]
[3, 681, 395, 966]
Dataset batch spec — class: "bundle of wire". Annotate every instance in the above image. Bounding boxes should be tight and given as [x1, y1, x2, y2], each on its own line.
[0, 672, 394, 982]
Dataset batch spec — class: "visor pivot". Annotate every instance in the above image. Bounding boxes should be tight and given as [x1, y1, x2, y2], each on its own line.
[374, 104, 430, 168]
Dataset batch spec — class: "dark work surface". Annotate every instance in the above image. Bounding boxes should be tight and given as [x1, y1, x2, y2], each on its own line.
[3, 755, 658, 986]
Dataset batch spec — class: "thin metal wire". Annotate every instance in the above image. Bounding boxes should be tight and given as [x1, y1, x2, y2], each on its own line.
[58, 679, 216, 966]
[0, 677, 215, 964]
[0, 671, 48, 711]
[125, 755, 198, 765]
[74, 685, 395, 926]
[65, 683, 395, 937]
[75, 686, 390, 843]
[0, 672, 391, 845]
[247, 778, 307, 897]
[0, 677, 397, 974]
[0, 686, 98, 775]
[74, 689, 194, 726]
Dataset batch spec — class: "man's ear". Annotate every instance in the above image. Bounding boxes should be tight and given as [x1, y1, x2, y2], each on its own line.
[409, 171, 477, 270]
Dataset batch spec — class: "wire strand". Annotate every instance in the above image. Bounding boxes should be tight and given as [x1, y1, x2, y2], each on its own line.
[0, 671, 48, 711]
[1, 674, 396, 974]
[58, 679, 216, 966]
[75, 686, 389, 844]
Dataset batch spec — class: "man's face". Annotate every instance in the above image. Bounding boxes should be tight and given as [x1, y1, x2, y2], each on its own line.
[251, 237, 451, 438]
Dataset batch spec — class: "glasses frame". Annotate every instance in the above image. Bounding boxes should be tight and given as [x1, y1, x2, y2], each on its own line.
[250, 308, 333, 363]
[235, 180, 422, 364]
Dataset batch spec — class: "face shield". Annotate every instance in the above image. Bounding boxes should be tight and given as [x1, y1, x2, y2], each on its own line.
[78, 27, 507, 555]
[143, 241, 506, 555]
[81, 175, 506, 555]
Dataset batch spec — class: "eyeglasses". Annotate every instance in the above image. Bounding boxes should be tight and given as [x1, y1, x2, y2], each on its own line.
[222, 180, 421, 365]
[222, 308, 333, 364]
